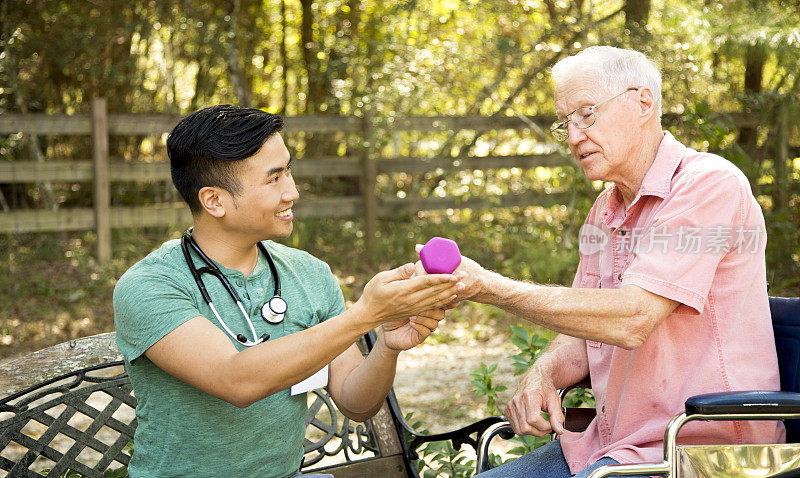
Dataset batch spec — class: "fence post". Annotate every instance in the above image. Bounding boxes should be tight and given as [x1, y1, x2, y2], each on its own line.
[361, 111, 378, 263]
[92, 97, 112, 263]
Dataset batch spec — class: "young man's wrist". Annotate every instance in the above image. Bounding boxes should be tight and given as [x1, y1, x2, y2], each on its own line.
[347, 299, 384, 336]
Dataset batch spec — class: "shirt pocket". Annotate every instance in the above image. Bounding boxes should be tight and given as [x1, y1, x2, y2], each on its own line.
[281, 303, 318, 336]
[580, 272, 601, 289]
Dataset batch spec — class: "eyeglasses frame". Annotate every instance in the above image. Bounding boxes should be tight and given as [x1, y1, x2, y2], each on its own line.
[550, 87, 641, 142]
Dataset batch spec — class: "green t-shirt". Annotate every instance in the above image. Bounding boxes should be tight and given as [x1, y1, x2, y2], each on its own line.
[113, 239, 346, 478]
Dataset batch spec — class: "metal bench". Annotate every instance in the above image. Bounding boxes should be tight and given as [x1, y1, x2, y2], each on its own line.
[0, 332, 501, 477]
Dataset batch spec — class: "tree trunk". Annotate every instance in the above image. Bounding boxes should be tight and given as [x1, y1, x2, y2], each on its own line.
[623, 0, 650, 30]
[623, 0, 651, 44]
[2, 17, 57, 211]
[226, 0, 252, 107]
[281, 0, 289, 114]
[737, 44, 765, 164]
[299, 0, 319, 113]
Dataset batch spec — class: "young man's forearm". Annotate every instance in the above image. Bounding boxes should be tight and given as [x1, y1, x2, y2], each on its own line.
[225, 301, 380, 406]
[334, 332, 401, 421]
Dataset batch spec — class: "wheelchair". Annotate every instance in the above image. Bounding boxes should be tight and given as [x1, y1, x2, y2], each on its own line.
[476, 296, 800, 477]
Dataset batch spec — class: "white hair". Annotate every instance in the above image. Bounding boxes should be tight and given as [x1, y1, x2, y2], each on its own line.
[551, 46, 662, 117]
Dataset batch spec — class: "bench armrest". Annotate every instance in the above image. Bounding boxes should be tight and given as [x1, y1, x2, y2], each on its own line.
[402, 416, 508, 460]
[685, 391, 800, 416]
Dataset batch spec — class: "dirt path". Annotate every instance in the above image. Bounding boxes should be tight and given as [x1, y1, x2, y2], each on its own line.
[393, 318, 521, 433]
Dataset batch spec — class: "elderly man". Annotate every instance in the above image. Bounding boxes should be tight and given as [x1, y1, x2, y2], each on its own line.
[462, 46, 783, 477]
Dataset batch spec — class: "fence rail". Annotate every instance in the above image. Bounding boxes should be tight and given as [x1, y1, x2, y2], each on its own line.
[0, 111, 757, 137]
[0, 153, 570, 183]
[0, 191, 570, 234]
[0, 100, 775, 263]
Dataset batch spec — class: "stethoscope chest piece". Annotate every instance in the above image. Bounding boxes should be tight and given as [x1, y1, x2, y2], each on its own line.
[262, 296, 287, 324]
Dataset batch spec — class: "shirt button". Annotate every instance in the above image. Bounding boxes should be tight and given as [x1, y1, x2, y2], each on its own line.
[617, 273, 622, 281]
[618, 229, 626, 236]
[602, 405, 606, 413]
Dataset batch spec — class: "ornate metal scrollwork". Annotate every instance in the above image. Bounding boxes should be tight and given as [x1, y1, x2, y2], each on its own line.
[301, 388, 380, 469]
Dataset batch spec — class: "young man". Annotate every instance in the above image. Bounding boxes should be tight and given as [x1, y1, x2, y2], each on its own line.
[113, 105, 464, 478]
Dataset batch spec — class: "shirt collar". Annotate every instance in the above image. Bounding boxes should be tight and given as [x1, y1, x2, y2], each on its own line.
[206, 245, 267, 280]
[600, 131, 686, 228]
[635, 130, 685, 200]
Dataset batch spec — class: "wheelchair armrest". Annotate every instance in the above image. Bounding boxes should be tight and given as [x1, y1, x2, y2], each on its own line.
[686, 391, 800, 416]
[559, 377, 591, 400]
[474, 406, 596, 473]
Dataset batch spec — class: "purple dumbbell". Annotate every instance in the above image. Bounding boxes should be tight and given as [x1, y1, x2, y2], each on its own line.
[419, 237, 461, 274]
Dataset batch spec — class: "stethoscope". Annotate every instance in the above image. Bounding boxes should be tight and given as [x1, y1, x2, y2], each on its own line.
[180, 228, 288, 347]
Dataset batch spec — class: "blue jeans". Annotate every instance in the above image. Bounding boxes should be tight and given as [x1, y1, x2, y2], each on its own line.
[476, 439, 651, 478]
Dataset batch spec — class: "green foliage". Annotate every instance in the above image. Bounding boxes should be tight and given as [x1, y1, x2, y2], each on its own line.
[419, 440, 476, 478]
[508, 326, 551, 376]
[506, 434, 551, 458]
[405, 412, 476, 478]
[3, 0, 798, 294]
[465, 324, 598, 467]
[469, 326, 556, 463]
[562, 386, 596, 409]
[4, 1, 800, 473]
[470, 363, 507, 416]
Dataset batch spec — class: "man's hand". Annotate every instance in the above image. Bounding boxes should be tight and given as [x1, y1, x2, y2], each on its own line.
[453, 255, 491, 302]
[414, 244, 489, 304]
[382, 308, 445, 351]
[504, 371, 567, 436]
[355, 263, 464, 326]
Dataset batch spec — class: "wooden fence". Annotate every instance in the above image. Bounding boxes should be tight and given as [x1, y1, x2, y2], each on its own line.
[0, 99, 762, 262]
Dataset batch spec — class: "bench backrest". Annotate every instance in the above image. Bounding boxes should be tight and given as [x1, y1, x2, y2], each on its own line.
[0, 333, 411, 477]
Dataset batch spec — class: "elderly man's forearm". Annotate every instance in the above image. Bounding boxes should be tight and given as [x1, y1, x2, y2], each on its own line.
[523, 334, 589, 390]
[478, 273, 655, 349]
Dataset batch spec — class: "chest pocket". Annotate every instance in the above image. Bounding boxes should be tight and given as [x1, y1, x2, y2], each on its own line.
[280, 289, 322, 336]
[579, 273, 603, 349]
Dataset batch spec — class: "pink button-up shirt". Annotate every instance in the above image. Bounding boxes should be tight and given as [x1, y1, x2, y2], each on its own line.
[560, 131, 784, 473]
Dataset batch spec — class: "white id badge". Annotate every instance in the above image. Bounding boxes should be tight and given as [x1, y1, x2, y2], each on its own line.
[290, 365, 329, 395]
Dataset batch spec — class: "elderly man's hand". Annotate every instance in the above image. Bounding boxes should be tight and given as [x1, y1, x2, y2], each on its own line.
[415, 245, 489, 301]
[413, 244, 482, 306]
[452, 255, 491, 302]
[504, 371, 567, 437]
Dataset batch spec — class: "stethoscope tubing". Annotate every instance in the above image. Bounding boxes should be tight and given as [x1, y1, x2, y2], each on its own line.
[180, 229, 286, 346]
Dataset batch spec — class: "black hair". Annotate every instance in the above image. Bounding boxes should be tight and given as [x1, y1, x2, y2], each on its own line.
[167, 105, 284, 214]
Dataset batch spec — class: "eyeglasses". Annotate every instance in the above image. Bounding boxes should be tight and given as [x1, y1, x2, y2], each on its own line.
[550, 88, 640, 142]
